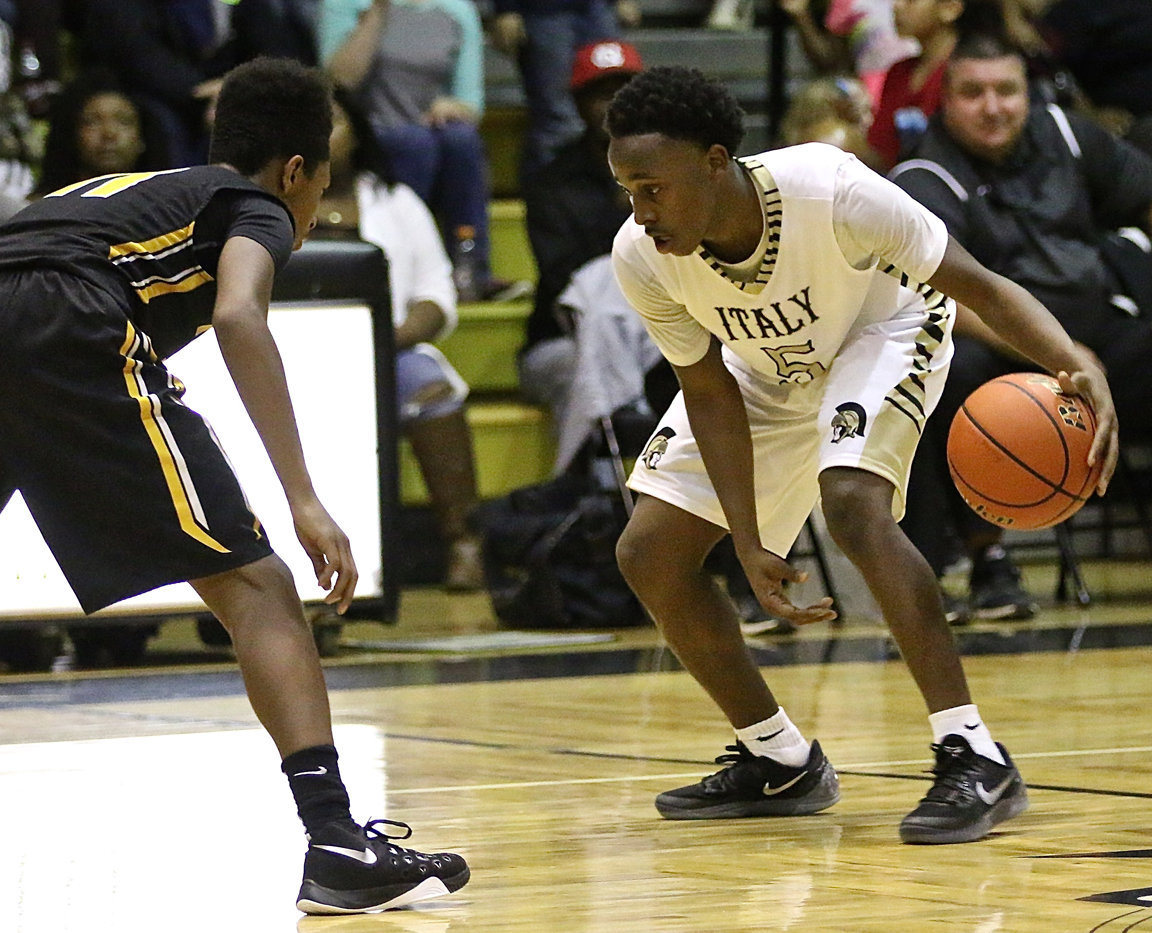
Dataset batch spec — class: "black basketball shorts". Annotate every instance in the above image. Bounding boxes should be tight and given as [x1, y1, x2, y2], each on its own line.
[0, 269, 273, 613]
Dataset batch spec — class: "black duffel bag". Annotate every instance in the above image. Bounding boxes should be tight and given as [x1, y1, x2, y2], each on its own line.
[477, 472, 648, 630]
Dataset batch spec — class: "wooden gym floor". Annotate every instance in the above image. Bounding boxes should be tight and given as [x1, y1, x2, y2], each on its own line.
[1, 558, 1151, 932]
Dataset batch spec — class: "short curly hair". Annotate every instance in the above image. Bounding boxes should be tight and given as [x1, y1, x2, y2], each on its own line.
[210, 57, 332, 176]
[606, 66, 745, 154]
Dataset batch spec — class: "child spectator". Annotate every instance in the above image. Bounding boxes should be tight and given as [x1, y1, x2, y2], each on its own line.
[867, 0, 1003, 168]
[780, 0, 917, 103]
[35, 71, 172, 196]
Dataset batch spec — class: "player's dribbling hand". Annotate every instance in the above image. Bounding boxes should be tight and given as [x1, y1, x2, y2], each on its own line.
[739, 547, 837, 626]
[291, 498, 359, 614]
[1057, 360, 1118, 496]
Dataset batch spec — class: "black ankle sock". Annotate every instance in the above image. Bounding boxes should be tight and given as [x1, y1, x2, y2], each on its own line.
[281, 744, 355, 836]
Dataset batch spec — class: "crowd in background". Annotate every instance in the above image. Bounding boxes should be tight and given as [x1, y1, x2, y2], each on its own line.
[3, 1, 1149, 285]
[0, 0, 1149, 610]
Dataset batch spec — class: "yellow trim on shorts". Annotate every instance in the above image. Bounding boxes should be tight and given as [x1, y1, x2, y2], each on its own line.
[118, 321, 230, 554]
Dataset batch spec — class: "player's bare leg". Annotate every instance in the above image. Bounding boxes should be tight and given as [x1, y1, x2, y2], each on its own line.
[191, 554, 471, 910]
[818, 466, 1027, 843]
[618, 494, 840, 819]
[616, 494, 779, 726]
[817, 466, 970, 712]
[191, 553, 334, 755]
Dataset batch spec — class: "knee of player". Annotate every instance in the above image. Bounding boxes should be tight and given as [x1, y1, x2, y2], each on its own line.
[818, 469, 894, 556]
[615, 520, 657, 590]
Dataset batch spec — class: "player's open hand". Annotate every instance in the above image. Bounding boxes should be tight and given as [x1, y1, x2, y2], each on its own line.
[1058, 363, 1118, 496]
[738, 546, 837, 626]
[290, 497, 358, 614]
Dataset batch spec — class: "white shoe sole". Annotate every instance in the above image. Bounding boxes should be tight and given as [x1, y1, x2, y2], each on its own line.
[297, 877, 451, 915]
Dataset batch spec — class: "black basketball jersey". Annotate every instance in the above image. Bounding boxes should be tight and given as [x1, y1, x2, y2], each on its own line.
[0, 166, 295, 358]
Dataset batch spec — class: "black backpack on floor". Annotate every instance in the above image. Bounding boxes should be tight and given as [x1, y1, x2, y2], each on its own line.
[477, 466, 647, 631]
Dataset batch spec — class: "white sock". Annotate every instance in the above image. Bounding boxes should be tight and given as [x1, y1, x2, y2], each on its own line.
[735, 708, 810, 767]
[928, 704, 1005, 764]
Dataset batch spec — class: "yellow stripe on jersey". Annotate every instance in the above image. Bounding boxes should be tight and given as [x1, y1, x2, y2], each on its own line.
[118, 322, 230, 554]
[44, 168, 189, 200]
[133, 268, 214, 304]
[109, 221, 196, 259]
[43, 174, 120, 198]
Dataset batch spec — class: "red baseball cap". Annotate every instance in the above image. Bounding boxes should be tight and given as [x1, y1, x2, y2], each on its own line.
[570, 40, 643, 92]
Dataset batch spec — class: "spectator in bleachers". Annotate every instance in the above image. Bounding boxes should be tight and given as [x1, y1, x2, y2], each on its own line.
[80, 0, 314, 167]
[313, 95, 486, 590]
[8, 0, 80, 118]
[34, 72, 172, 197]
[320, 0, 515, 302]
[867, 0, 1003, 169]
[779, 0, 917, 103]
[891, 32, 1152, 621]
[0, 0, 52, 215]
[778, 74, 883, 169]
[705, 0, 754, 29]
[520, 40, 674, 463]
[490, 0, 640, 183]
[0, 90, 35, 217]
[1037, 0, 1152, 156]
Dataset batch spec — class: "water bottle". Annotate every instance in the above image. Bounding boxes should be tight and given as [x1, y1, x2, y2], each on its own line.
[452, 225, 479, 302]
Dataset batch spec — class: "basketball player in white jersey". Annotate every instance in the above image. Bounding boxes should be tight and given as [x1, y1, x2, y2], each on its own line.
[606, 66, 1118, 843]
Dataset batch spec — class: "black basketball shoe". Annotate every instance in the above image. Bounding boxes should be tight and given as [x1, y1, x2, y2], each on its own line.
[296, 819, 470, 915]
[655, 740, 840, 819]
[969, 545, 1037, 620]
[899, 735, 1029, 844]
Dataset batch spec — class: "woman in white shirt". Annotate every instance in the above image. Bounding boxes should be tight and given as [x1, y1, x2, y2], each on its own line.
[314, 96, 483, 590]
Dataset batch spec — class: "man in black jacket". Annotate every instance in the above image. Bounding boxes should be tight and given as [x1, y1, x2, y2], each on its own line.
[891, 31, 1152, 621]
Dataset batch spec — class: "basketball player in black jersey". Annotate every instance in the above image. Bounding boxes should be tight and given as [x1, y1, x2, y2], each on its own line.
[0, 57, 468, 915]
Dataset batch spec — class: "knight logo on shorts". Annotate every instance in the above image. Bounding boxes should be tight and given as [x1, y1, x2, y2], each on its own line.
[642, 427, 676, 469]
[830, 402, 867, 443]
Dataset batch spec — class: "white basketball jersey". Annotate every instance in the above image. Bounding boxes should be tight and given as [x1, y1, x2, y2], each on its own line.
[612, 143, 950, 391]
[614, 144, 955, 541]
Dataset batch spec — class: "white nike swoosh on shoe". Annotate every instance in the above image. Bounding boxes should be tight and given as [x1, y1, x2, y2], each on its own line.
[293, 766, 328, 776]
[762, 771, 808, 796]
[975, 774, 1016, 806]
[314, 844, 379, 865]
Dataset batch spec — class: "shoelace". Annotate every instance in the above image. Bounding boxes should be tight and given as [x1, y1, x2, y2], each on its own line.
[364, 818, 414, 844]
[713, 743, 755, 767]
[699, 743, 760, 789]
[921, 743, 976, 804]
[364, 818, 454, 870]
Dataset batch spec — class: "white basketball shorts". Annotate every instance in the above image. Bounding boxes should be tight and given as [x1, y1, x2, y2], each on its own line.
[627, 301, 955, 556]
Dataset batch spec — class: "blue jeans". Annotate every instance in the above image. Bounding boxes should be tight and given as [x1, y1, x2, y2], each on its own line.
[517, 1, 619, 183]
[373, 120, 492, 275]
[396, 344, 467, 424]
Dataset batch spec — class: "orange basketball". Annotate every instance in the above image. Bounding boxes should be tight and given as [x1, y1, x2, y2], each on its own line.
[947, 372, 1103, 530]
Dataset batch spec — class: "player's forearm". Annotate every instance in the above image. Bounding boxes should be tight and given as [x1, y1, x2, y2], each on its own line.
[214, 311, 318, 505]
[961, 277, 1089, 375]
[929, 238, 1091, 377]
